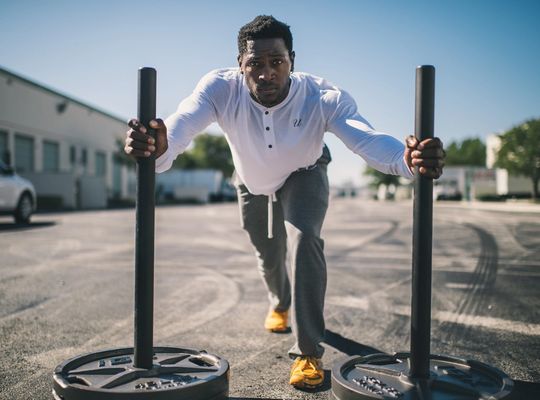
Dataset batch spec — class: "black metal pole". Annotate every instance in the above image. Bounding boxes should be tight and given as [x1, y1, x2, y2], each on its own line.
[134, 67, 156, 369]
[409, 65, 435, 380]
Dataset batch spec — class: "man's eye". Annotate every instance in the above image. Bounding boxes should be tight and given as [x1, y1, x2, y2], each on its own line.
[248, 61, 259, 67]
[273, 59, 283, 65]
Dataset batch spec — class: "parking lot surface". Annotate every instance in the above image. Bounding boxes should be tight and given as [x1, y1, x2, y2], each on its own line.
[1, 199, 539, 399]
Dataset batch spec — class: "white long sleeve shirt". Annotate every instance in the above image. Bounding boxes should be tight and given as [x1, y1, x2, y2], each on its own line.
[157, 68, 413, 195]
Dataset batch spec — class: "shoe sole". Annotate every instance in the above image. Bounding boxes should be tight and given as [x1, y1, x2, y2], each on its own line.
[290, 379, 324, 389]
[266, 326, 290, 333]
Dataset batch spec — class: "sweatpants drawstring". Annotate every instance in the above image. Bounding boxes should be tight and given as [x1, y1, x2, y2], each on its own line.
[268, 193, 277, 239]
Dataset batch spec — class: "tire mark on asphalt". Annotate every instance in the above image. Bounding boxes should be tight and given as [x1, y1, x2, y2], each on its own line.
[0, 274, 24, 284]
[22, 265, 241, 372]
[513, 223, 540, 252]
[324, 219, 410, 351]
[509, 222, 540, 276]
[326, 221, 502, 349]
[0, 259, 133, 322]
[0, 297, 50, 318]
[439, 223, 499, 342]
[326, 220, 400, 263]
[4, 241, 134, 277]
[233, 276, 413, 370]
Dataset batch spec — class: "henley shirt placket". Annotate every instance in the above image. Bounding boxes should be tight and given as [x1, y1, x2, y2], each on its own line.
[262, 109, 276, 151]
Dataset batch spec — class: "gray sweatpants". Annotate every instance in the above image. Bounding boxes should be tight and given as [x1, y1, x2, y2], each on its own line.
[235, 146, 331, 358]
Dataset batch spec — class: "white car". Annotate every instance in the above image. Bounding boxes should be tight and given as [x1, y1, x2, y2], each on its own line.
[0, 159, 36, 223]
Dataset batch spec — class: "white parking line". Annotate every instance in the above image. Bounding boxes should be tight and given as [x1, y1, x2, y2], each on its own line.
[326, 296, 540, 336]
[393, 306, 540, 336]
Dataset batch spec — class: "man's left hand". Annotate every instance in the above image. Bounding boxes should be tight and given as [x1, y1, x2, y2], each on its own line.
[404, 135, 445, 179]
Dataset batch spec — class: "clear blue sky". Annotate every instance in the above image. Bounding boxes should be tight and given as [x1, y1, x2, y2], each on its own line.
[1, 0, 539, 186]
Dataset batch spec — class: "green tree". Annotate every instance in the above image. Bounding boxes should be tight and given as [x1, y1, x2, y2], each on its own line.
[364, 167, 401, 196]
[173, 133, 234, 177]
[495, 118, 540, 199]
[445, 137, 486, 166]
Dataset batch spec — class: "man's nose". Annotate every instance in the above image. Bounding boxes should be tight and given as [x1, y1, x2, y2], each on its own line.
[258, 65, 275, 81]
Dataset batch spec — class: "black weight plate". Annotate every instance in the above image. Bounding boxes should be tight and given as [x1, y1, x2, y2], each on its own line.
[53, 346, 229, 400]
[331, 352, 513, 400]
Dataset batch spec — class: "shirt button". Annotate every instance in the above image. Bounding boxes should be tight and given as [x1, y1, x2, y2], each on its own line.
[265, 127, 270, 131]
[265, 111, 269, 115]
[268, 145, 273, 148]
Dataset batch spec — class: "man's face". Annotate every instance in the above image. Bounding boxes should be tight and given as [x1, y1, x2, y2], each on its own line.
[238, 38, 295, 108]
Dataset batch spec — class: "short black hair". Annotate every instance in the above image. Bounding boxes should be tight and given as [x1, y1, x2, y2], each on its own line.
[237, 15, 293, 56]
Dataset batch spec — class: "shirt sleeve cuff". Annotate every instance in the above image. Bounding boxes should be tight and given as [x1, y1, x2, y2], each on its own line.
[401, 156, 415, 180]
[155, 147, 175, 173]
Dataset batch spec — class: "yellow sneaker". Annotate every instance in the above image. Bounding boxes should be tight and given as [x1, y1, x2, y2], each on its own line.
[289, 356, 324, 389]
[264, 309, 289, 332]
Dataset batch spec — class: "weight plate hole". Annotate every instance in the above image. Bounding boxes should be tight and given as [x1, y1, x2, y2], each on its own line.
[66, 376, 91, 386]
[189, 357, 213, 367]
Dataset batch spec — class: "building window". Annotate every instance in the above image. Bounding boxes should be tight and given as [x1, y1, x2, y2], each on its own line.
[0, 130, 8, 164]
[43, 140, 60, 172]
[70, 145, 77, 167]
[113, 158, 122, 198]
[95, 151, 106, 177]
[81, 148, 87, 171]
[15, 134, 34, 172]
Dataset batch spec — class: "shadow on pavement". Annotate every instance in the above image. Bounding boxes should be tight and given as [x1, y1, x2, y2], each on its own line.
[324, 329, 386, 356]
[324, 331, 540, 399]
[0, 221, 56, 232]
[227, 378, 540, 399]
[508, 379, 540, 399]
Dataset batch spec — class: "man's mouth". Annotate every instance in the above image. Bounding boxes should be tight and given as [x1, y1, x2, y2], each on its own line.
[257, 85, 278, 95]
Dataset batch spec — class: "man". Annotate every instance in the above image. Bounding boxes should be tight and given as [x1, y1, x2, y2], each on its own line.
[125, 15, 444, 389]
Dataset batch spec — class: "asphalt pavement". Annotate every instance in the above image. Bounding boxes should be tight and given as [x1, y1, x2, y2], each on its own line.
[0, 199, 539, 399]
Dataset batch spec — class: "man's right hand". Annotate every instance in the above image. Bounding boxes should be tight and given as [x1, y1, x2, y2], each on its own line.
[125, 118, 168, 159]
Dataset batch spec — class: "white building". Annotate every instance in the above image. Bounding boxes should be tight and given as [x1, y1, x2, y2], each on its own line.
[433, 164, 532, 201]
[428, 135, 531, 201]
[486, 134, 530, 196]
[156, 169, 224, 203]
[433, 166, 496, 200]
[0, 66, 131, 209]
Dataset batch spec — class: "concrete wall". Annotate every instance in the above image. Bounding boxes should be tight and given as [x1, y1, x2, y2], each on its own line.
[20, 171, 76, 208]
[79, 176, 108, 209]
[496, 169, 531, 195]
[0, 67, 131, 208]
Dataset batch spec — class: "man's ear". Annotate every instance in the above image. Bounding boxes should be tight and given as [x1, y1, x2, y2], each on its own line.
[290, 51, 296, 73]
[237, 54, 243, 74]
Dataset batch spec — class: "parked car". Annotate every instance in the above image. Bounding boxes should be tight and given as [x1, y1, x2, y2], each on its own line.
[0, 160, 36, 223]
[434, 179, 463, 201]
